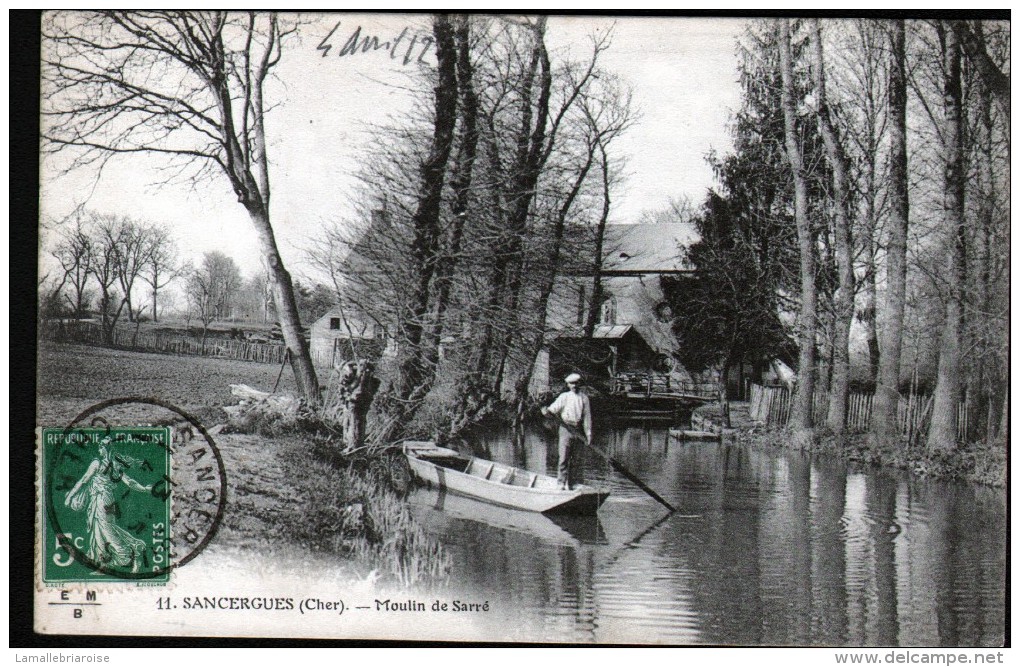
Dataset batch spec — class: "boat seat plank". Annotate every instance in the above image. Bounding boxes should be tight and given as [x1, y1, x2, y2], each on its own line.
[405, 446, 609, 515]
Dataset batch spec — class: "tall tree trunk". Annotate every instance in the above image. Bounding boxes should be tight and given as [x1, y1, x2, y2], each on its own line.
[951, 21, 1010, 122]
[246, 205, 318, 403]
[584, 143, 612, 339]
[811, 19, 855, 434]
[780, 19, 817, 434]
[490, 17, 552, 399]
[974, 22, 997, 443]
[150, 265, 162, 323]
[871, 20, 909, 449]
[206, 15, 320, 406]
[425, 17, 481, 440]
[860, 237, 880, 384]
[390, 15, 459, 431]
[855, 20, 882, 388]
[125, 290, 135, 323]
[860, 200, 880, 385]
[927, 23, 966, 454]
[151, 282, 159, 323]
[430, 16, 478, 342]
[100, 291, 112, 344]
[508, 133, 598, 419]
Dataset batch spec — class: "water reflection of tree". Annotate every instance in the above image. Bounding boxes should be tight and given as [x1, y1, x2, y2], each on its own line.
[686, 443, 764, 645]
[809, 458, 848, 644]
[866, 474, 899, 645]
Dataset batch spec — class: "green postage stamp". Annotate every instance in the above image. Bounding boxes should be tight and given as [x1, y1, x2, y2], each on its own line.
[41, 427, 172, 584]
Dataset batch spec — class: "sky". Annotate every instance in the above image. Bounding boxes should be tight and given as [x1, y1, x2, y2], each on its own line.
[39, 14, 747, 284]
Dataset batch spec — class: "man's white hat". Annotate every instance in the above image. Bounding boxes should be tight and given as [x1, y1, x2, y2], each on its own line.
[565, 373, 582, 384]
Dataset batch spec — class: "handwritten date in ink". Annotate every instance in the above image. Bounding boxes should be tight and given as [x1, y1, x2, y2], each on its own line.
[317, 21, 433, 66]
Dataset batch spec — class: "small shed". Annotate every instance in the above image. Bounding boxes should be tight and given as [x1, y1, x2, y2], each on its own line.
[309, 308, 389, 366]
[544, 324, 660, 391]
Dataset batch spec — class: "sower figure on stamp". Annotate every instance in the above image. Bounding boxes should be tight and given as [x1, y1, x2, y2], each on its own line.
[64, 436, 153, 573]
[541, 373, 593, 490]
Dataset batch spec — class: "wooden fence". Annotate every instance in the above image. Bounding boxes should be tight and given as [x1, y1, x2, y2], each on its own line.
[43, 320, 300, 366]
[747, 382, 972, 442]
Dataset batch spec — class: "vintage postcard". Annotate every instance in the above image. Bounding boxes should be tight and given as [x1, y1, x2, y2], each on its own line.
[33, 12, 1008, 646]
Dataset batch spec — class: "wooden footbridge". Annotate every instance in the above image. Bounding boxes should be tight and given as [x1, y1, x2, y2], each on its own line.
[602, 373, 720, 419]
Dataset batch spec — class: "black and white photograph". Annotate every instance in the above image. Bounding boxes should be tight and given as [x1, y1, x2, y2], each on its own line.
[26, 11, 1008, 650]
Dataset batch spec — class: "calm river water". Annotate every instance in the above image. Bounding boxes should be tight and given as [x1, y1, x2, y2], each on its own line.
[407, 422, 1006, 646]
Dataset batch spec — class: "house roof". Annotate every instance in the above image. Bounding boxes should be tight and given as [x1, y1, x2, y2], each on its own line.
[603, 223, 699, 273]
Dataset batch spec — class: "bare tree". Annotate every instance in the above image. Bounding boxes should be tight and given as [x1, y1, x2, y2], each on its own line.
[186, 251, 242, 348]
[927, 22, 966, 454]
[185, 264, 214, 350]
[476, 19, 612, 411]
[53, 214, 93, 319]
[780, 19, 817, 435]
[235, 271, 274, 323]
[314, 17, 632, 441]
[42, 11, 319, 403]
[88, 214, 129, 343]
[811, 19, 855, 434]
[836, 19, 890, 386]
[584, 133, 628, 339]
[870, 19, 909, 448]
[387, 14, 460, 431]
[38, 271, 68, 321]
[951, 20, 1010, 122]
[107, 219, 153, 323]
[428, 15, 481, 351]
[514, 66, 634, 409]
[141, 227, 179, 323]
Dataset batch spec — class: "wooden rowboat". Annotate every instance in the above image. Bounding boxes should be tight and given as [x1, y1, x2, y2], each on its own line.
[403, 440, 609, 515]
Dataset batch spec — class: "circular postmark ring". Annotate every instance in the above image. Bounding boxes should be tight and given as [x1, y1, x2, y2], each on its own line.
[45, 397, 228, 580]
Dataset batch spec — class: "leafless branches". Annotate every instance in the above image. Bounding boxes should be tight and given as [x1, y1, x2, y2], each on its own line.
[43, 10, 320, 402]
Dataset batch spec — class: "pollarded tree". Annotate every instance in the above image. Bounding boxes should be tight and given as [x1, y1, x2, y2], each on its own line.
[42, 11, 318, 403]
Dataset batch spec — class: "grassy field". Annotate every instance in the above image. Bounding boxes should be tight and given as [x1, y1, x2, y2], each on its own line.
[36, 340, 449, 587]
[37, 340, 303, 425]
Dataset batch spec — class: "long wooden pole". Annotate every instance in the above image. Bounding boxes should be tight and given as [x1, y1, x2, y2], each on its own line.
[587, 439, 677, 513]
[550, 415, 676, 513]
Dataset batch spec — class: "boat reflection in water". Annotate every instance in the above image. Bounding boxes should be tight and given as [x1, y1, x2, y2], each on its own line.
[409, 485, 608, 549]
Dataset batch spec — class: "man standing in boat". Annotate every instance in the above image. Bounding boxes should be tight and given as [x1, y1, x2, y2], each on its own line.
[541, 373, 593, 491]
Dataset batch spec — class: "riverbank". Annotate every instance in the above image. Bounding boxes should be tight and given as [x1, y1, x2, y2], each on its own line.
[216, 431, 450, 587]
[37, 341, 451, 587]
[695, 401, 1006, 488]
